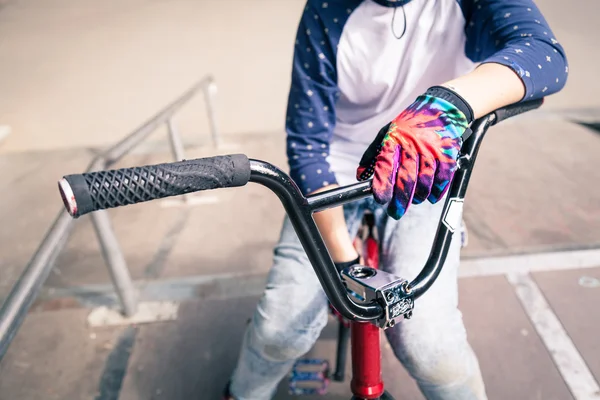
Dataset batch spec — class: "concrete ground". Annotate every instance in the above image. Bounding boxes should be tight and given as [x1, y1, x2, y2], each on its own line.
[1, 0, 600, 399]
[1, 120, 600, 399]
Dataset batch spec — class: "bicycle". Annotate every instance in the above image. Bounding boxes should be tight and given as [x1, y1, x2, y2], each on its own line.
[57, 99, 543, 400]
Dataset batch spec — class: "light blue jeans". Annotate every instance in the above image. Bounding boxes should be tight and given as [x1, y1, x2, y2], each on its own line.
[229, 196, 487, 400]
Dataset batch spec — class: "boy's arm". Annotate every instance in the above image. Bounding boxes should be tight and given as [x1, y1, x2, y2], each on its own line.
[443, 63, 524, 119]
[456, 0, 568, 116]
[312, 185, 359, 263]
[286, 1, 359, 263]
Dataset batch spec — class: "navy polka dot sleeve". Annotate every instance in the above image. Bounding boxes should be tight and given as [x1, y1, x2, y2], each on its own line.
[462, 0, 568, 100]
[285, 0, 361, 195]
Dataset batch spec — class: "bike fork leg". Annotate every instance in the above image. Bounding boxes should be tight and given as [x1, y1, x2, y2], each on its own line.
[333, 321, 351, 381]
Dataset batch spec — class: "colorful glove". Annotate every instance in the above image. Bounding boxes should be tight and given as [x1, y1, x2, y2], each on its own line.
[357, 86, 473, 220]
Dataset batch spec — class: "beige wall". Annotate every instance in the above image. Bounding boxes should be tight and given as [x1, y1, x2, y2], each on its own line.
[0, 0, 597, 153]
[0, 0, 305, 152]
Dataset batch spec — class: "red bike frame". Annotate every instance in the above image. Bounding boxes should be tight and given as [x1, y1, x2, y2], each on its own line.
[350, 213, 386, 399]
[351, 321, 384, 399]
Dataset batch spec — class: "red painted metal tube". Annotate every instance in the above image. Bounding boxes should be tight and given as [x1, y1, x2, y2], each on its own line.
[351, 321, 384, 399]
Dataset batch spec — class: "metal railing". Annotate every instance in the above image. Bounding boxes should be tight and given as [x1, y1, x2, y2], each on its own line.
[0, 75, 219, 361]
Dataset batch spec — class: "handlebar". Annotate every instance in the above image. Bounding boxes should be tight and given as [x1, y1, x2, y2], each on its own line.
[57, 99, 543, 323]
[492, 98, 543, 125]
[59, 154, 251, 218]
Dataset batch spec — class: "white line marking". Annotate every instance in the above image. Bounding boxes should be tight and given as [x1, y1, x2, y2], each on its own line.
[460, 248, 600, 277]
[87, 301, 179, 327]
[579, 276, 600, 288]
[508, 273, 600, 400]
[40, 249, 600, 305]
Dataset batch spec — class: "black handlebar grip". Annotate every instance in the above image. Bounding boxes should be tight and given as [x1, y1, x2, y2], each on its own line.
[58, 154, 251, 218]
[493, 98, 544, 125]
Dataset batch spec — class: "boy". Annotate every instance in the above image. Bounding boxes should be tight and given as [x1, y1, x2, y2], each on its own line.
[226, 1, 567, 398]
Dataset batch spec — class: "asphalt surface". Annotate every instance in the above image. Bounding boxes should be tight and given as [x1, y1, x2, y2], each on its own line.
[1, 122, 599, 399]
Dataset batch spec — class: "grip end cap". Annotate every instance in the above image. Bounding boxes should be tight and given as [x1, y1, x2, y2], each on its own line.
[59, 174, 95, 218]
[58, 178, 78, 217]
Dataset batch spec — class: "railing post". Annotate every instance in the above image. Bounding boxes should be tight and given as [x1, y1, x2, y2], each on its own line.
[203, 79, 220, 148]
[167, 117, 185, 162]
[0, 74, 216, 359]
[90, 210, 138, 317]
[166, 117, 193, 204]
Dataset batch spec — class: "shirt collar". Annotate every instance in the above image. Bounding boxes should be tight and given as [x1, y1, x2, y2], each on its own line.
[370, 0, 413, 7]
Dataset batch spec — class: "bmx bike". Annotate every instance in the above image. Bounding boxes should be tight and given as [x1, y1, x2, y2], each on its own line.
[57, 99, 543, 399]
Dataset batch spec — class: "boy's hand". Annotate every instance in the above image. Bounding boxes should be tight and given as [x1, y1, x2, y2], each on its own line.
[357, 91, 471, 220]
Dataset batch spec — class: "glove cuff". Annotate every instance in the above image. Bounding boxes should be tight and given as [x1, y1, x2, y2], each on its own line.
[334, 256, 361, 272]
[425, 85, 474, 124]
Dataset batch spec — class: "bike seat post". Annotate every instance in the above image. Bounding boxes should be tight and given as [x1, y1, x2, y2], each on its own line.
[350, 321, 385, 399]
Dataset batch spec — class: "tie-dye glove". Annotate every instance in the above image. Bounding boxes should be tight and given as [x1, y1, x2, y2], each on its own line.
[357, 86, 473, 220]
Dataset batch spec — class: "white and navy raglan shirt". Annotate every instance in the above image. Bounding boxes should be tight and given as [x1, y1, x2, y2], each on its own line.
[285, 0, 568, 194]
